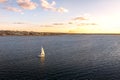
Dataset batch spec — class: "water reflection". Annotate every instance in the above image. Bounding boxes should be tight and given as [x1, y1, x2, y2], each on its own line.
[39, 56, 46, 79]
[40, 57, 45, 65]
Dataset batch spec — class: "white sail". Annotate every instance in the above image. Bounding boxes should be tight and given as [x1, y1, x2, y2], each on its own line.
[39, 47, 45, 57]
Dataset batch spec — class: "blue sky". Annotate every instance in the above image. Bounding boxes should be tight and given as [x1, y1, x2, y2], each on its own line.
[0, 0, 120, 33]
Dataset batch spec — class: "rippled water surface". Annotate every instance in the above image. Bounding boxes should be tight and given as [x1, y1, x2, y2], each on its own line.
[1, 35, 120, 80]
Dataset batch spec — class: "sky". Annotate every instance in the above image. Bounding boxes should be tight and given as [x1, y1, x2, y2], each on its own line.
[0, 0, 120, 33]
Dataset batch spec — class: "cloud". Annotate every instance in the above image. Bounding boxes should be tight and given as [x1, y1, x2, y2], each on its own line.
[17, 0, 37, 10]
[41, 0, 55, 10]
[77, 23, 97, 26]
[13, 22, 26, 24]
[69, 15, 97, 26]
[1, 0, 68, 13]
[0, 0, 6, 3]
[68, 22, 73, 24]
[40, 24, 54, 27]
[52, 23, 64, 25]
[69, 16, 89, 24]
[4, 6, 23, 14]
[73, 17, 88, 21]
[41, 0, 68, 13]
[56, 7, 68, 13]
[40, 23, 65, 27]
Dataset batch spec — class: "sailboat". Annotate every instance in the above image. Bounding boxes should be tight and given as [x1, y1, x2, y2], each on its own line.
[39, 47, 45, 57]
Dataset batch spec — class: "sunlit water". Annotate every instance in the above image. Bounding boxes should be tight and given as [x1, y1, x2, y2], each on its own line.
[0, 35, 120, 80]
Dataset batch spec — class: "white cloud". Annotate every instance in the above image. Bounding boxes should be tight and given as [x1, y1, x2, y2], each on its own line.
[0, 0, 6, 3]
[4, 6, 23, 14]
[41, 0, 55, 10]
[17, 0, 37, 10]
[0, 0, 68, 13]
[41, 0, 68, 13]
[56, 7, 68, 13]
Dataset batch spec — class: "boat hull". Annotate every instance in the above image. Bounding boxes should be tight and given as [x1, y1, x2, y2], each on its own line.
[38, 55, 45, 58]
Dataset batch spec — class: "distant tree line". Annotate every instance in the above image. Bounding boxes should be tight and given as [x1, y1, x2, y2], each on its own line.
[0, 30, 68, 36]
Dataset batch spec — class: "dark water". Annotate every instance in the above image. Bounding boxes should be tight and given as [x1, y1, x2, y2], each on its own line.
[0, 35, 120, 80]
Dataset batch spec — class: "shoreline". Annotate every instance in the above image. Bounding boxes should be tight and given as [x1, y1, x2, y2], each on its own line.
[0, 30, 120, 36]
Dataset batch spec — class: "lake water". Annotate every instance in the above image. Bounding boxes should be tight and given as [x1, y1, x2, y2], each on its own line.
[1, 35, 120, 80]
